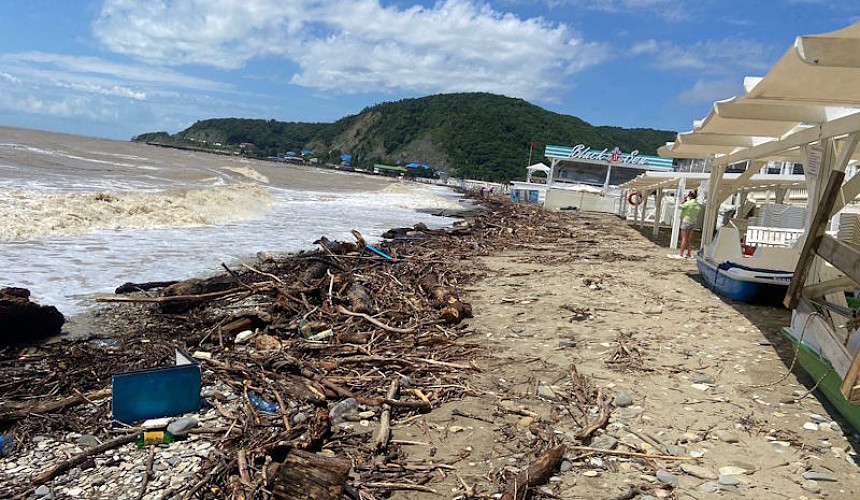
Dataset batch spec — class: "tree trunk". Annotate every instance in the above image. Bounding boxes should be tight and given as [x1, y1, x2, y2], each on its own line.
[271, 450, 351, 500]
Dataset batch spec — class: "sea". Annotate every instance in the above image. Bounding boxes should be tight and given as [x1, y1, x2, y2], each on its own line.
[0, 126, 464, 317]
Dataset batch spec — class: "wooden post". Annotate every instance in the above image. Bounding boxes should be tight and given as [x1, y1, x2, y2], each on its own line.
[670, 177, 686, 249]
[785, 132, 860, 308]
[652, 188, 663, 239]
[638, 193, 648, 229]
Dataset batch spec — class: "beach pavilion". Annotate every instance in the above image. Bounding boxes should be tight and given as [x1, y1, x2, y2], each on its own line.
[646, 21, 860, 429]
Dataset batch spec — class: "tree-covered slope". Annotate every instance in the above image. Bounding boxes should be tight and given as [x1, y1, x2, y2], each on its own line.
[133, 93, 676, 182]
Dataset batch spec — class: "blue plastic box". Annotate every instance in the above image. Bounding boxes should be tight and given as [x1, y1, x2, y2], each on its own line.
[111, 349, 201, 424]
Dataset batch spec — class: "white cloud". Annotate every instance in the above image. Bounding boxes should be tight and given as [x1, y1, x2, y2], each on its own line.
[93, 0, 609, 100]
[549, 0, 689, 21]
[677, 79, 742, 105]
[630, 37, 775, 75]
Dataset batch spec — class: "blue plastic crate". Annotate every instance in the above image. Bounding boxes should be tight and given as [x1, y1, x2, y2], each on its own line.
[111, 349, 201, 424]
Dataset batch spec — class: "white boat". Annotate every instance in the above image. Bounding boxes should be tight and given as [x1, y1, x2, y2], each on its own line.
[696, 226, 797, 305]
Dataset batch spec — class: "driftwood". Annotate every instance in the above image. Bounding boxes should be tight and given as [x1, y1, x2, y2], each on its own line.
[500, 445, 565, 500]
[418, 275, 472, 324]
[32, 431, 139, 486]
[298, 409, 330, 452]
[272, 449, 351, 500]
[0, 387, 111, 422]
[115, 280, 178, 294]
[375, 377, 401, 451]
[346, 283, 373, 314]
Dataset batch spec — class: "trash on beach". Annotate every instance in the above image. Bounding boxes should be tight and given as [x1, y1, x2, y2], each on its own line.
[111, 348, 201, 424]
[366, 244, 392, 260]
[247, 391, 279, 413]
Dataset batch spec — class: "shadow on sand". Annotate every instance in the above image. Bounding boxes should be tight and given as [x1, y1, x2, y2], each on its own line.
[631, 222, 859, 447]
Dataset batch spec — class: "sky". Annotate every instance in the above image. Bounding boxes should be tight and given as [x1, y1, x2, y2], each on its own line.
[1, 0, 859, 141]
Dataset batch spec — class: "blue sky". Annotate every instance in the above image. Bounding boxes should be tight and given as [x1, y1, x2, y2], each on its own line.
[1, 0, 858, 141]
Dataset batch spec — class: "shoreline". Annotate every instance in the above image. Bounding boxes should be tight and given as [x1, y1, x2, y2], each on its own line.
[2, 197, 859, 499]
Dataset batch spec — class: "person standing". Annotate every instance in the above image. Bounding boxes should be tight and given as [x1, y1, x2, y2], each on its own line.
[679, 189, 701, 258]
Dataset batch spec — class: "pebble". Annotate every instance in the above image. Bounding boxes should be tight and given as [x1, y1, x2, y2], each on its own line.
[808, 413, 828, 423]
[560, 459, 572, 472]
[664, 444, 686, 457]
[656, 470, 678, 486]
[802, 470, 838, 482]
[518, 416, 534, 427]
[66, 487, 83, 496]
[801, 480, 822, 493]
[292, 412, 308, 425]
[591, 434, 618, 450]
[537, 383, 556, 400]
[719, 466, 747, 475]
[716, 431, 739, 443]
[358, 410, 375, 419]
[510, 326, 524, 334]
[680, 463, 718, 480]
[690, 383, 711, 391]
[691, 373, 715, 384]
[614, 394, 633, 407]
[719, 474, 740, 486]
[35, 485, 50, 497]
[167, 417, 199, 436]
[582, 470, 599, 477]
[72, 436, 98, 452]
[698, 482, 719, 493]
[803, 422, 820, 431]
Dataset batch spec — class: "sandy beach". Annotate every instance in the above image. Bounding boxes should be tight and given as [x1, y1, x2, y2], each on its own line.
[2, 198, 859, 499]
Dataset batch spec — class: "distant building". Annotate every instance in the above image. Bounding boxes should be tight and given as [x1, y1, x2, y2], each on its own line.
[373, 164, 407, 176]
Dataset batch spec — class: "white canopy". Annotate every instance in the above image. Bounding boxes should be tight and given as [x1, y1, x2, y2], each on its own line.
[660, 22, 860, 165]
[526, 163, 551, 173]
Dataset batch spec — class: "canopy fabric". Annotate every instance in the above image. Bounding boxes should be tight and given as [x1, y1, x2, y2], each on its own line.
[620, 171, 806, 194]
[526, 163, 551, 173]
[660, 22, 860, 164]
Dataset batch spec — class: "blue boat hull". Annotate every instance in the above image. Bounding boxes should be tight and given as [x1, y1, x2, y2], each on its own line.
[696, 255, 790, 306]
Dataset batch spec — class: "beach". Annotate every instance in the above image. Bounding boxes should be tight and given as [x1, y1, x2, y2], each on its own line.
[2, 197, 859, 499]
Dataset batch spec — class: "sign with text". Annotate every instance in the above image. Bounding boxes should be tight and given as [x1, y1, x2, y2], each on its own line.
[806, 145, 823, 177]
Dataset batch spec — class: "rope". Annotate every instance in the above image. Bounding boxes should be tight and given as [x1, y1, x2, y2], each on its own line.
[749, 312, 821, 389]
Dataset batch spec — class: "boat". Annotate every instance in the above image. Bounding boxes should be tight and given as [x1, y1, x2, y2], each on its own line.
[695, 226, 797, 305]
[781, 326, 860, 432]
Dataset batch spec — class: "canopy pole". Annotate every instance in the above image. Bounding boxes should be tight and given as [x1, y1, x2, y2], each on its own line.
[670, 177, 686, 249]
[652, 188, 664, 239]
[701, 160, 724, 247]
[618, 189, 627, 217]
[603, 163, 613, 193]
[638, 193, 649, 229]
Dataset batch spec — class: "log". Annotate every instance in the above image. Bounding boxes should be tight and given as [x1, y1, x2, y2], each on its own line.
[160, 275, 241, 312]
[0, 387, 111, 422]
[32, 431, 139, 486]
[114, 280, 178, 294]
[346, 283, 374, 314]
[499, 445, 565, 500]
[271, 450, 351, 500]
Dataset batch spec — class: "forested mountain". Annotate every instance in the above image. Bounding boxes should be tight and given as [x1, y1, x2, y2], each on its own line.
[132, 93, 676, 182]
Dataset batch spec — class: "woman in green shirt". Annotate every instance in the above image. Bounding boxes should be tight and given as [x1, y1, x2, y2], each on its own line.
[679, 190, 701, 258]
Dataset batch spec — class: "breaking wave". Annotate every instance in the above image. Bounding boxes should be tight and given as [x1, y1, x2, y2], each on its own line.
[0, 184, 273, 241]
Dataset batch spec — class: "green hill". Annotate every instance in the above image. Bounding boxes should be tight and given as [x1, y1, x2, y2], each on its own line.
[132, 93, 676, 182]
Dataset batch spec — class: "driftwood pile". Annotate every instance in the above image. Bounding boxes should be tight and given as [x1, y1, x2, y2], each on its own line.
[0, 195, 603, 499]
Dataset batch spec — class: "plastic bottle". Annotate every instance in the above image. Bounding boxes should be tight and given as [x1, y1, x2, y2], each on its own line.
[328, 398, 358, 424]
[307, 329, 334, 341]
[247, 391, 279, 413]
[135, 430, 175, 448]
[0, 434, 12, 457]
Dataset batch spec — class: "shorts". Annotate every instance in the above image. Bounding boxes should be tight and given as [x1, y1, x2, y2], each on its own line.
[680, 221, 694, 230]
